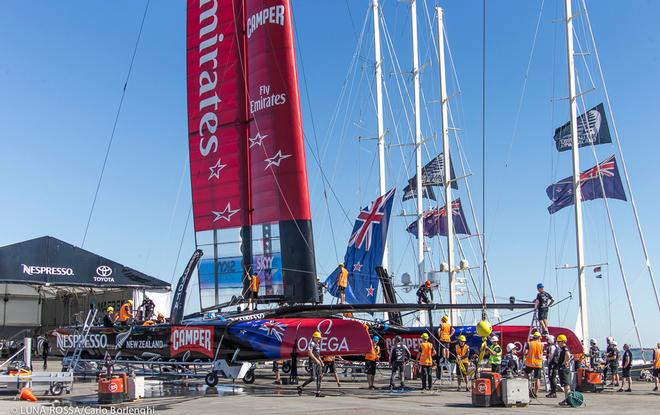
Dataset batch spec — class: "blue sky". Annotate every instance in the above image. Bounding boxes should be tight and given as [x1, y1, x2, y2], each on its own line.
[1, 1, 658, 346]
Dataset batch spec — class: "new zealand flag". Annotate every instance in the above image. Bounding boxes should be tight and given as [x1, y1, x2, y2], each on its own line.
[325, 188, 396, 304]
[406, 198, 471, 238]
[546, 155, 627, 214]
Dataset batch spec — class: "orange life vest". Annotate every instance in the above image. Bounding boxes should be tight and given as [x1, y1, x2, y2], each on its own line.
[419, 341, 435, 366]
[142, 320, 155, 326]
[654, 348, 660, 369]
[439, 323, 452, 342]
[250, 274, 260, 293]
[456, 343, 469, 362]
[365, 344, 380, 361]
[525, 340, 543, 369]
[338, 267, 348, 288]
[323, 355, 336, 363]
[118, 303, 132, 321]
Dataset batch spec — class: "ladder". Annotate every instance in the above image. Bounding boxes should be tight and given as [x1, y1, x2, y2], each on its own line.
[521, 310, 553, 393]
[67, 308, 98, 373]
[435, 361, 454, 385]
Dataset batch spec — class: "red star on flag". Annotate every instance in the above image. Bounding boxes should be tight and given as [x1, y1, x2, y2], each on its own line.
[366, 285, 375, 297]
[353, 262, 363, 272]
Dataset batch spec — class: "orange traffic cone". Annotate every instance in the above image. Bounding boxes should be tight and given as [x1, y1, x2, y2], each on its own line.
[19, 387, 37, 402]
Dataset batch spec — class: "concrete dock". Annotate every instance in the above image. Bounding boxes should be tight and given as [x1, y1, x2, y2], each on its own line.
[0, 367, 657, 414]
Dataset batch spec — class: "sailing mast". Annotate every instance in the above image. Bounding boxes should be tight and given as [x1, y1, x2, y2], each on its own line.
[372, 0, 387, 270]
[564, 0, 589, 347]
[410, 0, 425, 292]
[435, 7, 457, 325]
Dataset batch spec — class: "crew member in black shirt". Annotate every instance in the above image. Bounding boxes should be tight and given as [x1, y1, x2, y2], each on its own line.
[103, 306, 116, 327]
[534, 283, 554, 335]
[618, 344, 633, 392]
[416, 280, 433, 304]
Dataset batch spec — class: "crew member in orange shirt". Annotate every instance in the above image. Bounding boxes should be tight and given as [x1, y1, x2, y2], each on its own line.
[247, 273, 260, 310]
[337, 263, 348, 304]
[365, 336, 381, 390]
[418, 333, 436, 391]
[118, 300, 134, 326]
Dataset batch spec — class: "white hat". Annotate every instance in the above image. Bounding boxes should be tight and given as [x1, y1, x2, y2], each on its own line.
[506, 343, 516, 352]
[491, 336, 499, 342]
[546, 335, 555, 343]
[612, 340, 618, 346]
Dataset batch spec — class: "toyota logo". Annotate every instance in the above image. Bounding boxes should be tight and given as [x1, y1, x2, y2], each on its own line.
[96, 266, 113, 277]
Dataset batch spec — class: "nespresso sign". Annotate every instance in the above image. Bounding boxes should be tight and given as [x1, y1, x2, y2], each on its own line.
[21, 264, 74, 276]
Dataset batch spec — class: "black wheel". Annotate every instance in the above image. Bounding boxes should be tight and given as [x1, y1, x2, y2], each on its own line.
[282, 361, 291, 374]
[50, 382, 64, 396]
[205, 371, 219, 387]
[243, 369, 255, 384]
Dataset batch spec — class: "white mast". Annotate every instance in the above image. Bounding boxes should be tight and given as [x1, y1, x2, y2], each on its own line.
[411, 0, 425, 290]
[372, 0, 388, 270]
[436, 7, 457, 325]
[564, 0, 588, 348]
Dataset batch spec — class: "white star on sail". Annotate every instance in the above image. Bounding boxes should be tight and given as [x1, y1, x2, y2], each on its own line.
[264, 150, 292, 169]
[249, 132, 269, 148]
[208, 158, 227, 180]
[212, 203, 239, 222]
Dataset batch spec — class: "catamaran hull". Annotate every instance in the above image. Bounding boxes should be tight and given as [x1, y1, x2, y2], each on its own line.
[49, 317, 373, 362]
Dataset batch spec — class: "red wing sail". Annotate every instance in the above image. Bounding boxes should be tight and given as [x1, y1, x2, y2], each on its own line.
[246, 0, 312, 224]
[187, 0, 249, 231]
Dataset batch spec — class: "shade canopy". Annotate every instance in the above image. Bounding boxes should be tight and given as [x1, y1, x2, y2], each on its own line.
[0, 236, 170, 290]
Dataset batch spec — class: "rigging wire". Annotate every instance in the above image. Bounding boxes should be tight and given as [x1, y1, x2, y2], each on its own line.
[580, 0, 660, 313]
[481, 0, 487, 315]
[81, 0, 150, 248]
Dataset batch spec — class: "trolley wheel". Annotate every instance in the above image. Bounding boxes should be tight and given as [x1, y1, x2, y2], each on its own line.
[282, 361, 291, 374]
[50, 382, 64, 396]
[205, 371, 219, 387]
[243, 369, 255, 384]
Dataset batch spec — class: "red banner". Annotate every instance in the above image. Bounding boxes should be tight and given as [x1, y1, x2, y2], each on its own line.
[246, 0, 312, 224]
[187, 0, 312, 232]
[187, 0, 248, 232]
[278, 318, 373, 356]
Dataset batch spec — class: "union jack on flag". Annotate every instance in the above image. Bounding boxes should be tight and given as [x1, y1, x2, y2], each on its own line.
[546, 155, 626, 214]
[348, 188, 396, 251]
[259, 320, 288, 342]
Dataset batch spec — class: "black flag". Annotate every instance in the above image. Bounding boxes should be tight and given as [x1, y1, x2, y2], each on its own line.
[554, 103, 612, 152]
[170, 249, 203, 325]
[402, 153, 457, 201]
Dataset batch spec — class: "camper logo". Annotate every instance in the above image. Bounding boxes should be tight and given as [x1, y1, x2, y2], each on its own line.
[170, 326, 213, 358]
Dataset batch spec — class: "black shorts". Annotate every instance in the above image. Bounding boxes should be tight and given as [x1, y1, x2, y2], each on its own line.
[559, 367, 571, 387]
[537, 308, 549, 321]
[323, 362, 336, 374]
[622, 367, 631, 378]
[653, 368, 660, 378]
[365, 360, 377, 375]
[249, 291, 259, 299]
[272, 361, 280, 372]
[609, 362, 619, 372]
[338, 286, 346, 294]
[525, 366, 542, 380]
[439, 341, 450, 353]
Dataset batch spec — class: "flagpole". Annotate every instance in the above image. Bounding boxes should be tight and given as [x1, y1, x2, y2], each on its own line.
[372, 0, 387, 270]
[436, 7, 457, 325]
[411, 0, 425, 299]
[564, 0, 588, 350]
